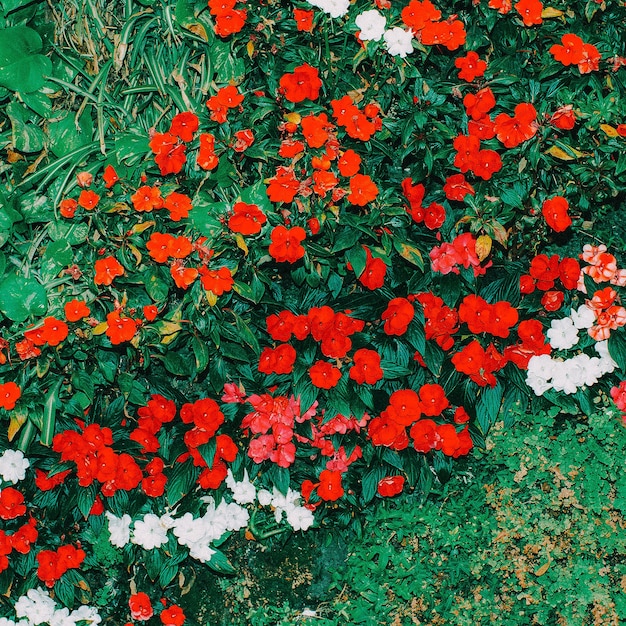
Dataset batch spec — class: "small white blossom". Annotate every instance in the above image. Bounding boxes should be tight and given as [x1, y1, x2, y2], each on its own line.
[383, 28, 414, 58]
[226, 470, 256, 505]
[257, 489, 273, 506]
[526, 372, 553, 396]
[547, 317, 579, 350]
[105, 512, 132, 548]
[14, 588, 56, 625]
[355, 10, 386, 41]
[70, 605, 102, 624]
[527, 354, 554, 380]
[132, 513, 169, 550]
[307, 0, 350, 19]
[286, 506, 315, 531]
[0, 450, 30, 484]
[570, 304, 596, 329]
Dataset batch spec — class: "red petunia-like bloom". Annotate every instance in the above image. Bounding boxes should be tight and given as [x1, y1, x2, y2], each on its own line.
[293, 8, 314, 32]
[160, 605, 186, 626]
[199, 266, 234, 296]
[494, 103, 538, 148]
[106, 311, 138, 345]
[317, 469, 344, 501]
[358, 247, 387, 290]
[349, 348, 384, 385]
[169, 111, 199, 142]
[455, 51, 487, 82]
[542, 196, 572, 232]
[129, 592, 154, 621]
[381, 298, 415, 336]
[515, 0, 543, 26]
[258, 344, 297, 375]
[228, 202, 266, 235]
[0, 487, 26, 519]
[94, 256, 125, 286]
[268, 225, 306, 263]
[64, 299, 90, 322]
[550, 34, 584, 66]
[347, 174, 379, 206]
[266, 167, 300, 203]
[377, 475, 405, 497]
[164, 192, 192, 222]
[309, 361, 342, 389]
[279, 63, 322, 103]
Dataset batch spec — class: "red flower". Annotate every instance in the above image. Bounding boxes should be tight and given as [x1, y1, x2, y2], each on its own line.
[129, 592, 154, 621]
[78, 189, 100, 210]
[463, 88, 496, 121]
[64, 298, 90, 322]
[94, 256, 125, 286]
[197, 133, 219, 170]
[266, 167, 300, 203]
[317, 469, 344, 501]
[515, 0, 543, 26]
[542, 196, 572, 232]
[559, 257, 580, 290]
[377, 475, 405, 497]
[401, 0, 441, 30]
[578, 43, 601, 74]
[59, 198, 77, 218]
[164, 192, 192, 222]
[347, 174, 379, 206]
[266, 310, 297, 342]
[106, 311, 138, 345]
[349, 349, 384, 385]
[358, 247, 387, 290]
[418, 384, 449, 416]
[232, 129, 254, 152]
[161, 605, 186, 626]
[199, 266, 234, 296]
[541, 290, 564, 312]
[409, 419, 439, 453]
[455, 51, 487, 82]
[529, 254, 560, 290]
[386, 389, 422, 426]
[268, 225, 306, 263]
[228, 202, 266, 235]
[214, 9, 247, 37]
[258, 344, 297, 375]
[279, 63, 322, 103]
[149, 133, 187, 175]
[0, 487, 26, 519]
[381, 298, 414, 336]
[443, 174, 475, 201]
[103, 164, 119, 188]
[309, 361, 342, 389]
[337, 149, 361, 177]
[549, 33, 584, 66]
[494, 103, 538, 148]
[294, 8, 314, 32]
[169, 111, 198, 142]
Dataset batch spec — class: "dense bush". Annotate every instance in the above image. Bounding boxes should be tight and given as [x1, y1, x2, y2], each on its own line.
[0, 0, 625, 623]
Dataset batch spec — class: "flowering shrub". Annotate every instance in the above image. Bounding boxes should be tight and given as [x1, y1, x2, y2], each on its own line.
[1, 0, 626, 622]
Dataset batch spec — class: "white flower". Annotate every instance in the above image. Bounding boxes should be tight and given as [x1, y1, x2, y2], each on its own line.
[596, 340, 618, 374]
[286, 506, 315, 531]
[226, 469, 256, 505]
[49, 607, 70, 626]
[70, 605, 102, 624]
[570, 304, 595, 329]
[383, 27, 414, 58]
[527, 354, 554, 380]
[105, 512, 132, 548]
[188, 542, 215, 563]
[132, 513, 169, 550]
[355, 10, 386, 41]
[0, 618, 17, 626]
[14, 588, 56, 625]
[257, 489, 273, 506]
[526, 372, 553, 396]
[0, 450, 30, 484]
[547, 317, 578, 350]
[307, 0, 350, 19]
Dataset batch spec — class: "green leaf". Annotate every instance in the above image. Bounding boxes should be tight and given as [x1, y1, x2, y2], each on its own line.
[47, 110, 94, 158]
[207, 548, 236, 575]
[19, 191, 54, 224]
[76, 484, 98, 518]
[167, 461, 197, 507]
[0, 273, 47, 322]
[41, 380, 62, 446]
[191, 336, 210, 373]
[0, 26, 52, 92]
[7, 101, 45, 152]
[476, 383, 503, 435]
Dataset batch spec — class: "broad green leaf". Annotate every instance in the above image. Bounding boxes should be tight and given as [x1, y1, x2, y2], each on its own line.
[48, 220, 90, 245]
[48, 110, 94, 158]
[0, 26, 52, 92]
[0, 273, 47, 321]
[7, 101, 45, 153]
[19, 191, 54, 224]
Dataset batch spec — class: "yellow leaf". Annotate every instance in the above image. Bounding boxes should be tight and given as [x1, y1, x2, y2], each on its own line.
[396, 242, 423, 268]
[127, 243, 142, 266]
[541, 6, 564, 17]
[128, 220, 155, 235]
[153, 320, 182, 345]
[91, 321, 108, 336]
[475, 235, 492, 262]
[235, 233, 249, 256]
[205, 290, 218, 306]
[534, 561, 550, 576]
[600, 124, 619, 138]
[246, 40, 254, 59]
[8, 408, 27, 442]
[545, 145, 590, 160]
[185, 23, 208, 41]
[284, 112, 301, 125]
